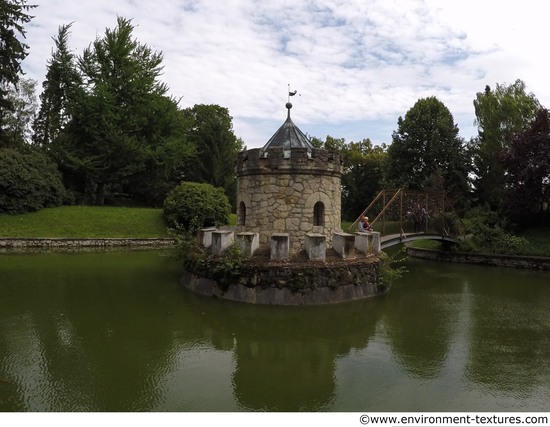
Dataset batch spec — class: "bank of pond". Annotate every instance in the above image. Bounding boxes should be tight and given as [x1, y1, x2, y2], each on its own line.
[1, 248, 550, 411]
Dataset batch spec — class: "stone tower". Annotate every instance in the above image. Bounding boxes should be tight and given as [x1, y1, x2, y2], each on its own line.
[235, 102, 343, 254]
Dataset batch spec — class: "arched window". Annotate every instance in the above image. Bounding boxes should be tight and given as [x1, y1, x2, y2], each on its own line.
[313, 201, 324, 226]
[238, 201, 246, 226]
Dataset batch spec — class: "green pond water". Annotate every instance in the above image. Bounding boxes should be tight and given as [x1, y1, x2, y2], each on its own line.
[1, 249, 550, 412]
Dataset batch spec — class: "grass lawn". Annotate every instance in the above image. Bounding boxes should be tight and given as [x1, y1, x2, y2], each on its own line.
[0, 206, 171, 238]
[518, 228, 550, 257]
[0, 207, 239, 239]
[409, 239, 442, 249]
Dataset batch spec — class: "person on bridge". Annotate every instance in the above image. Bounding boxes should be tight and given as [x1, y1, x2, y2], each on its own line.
[358, 215, 373, 232]
[412, 204, 422, 233]
[420, 206, 428, 232]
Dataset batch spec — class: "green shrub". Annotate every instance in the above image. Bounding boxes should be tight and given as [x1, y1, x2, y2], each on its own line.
[163, 181, 231, 231]
[0, 148, 66, 214]
[463, 203, 506, 232]
[462, 224, 529, 255]
[379, 251, 407, 287]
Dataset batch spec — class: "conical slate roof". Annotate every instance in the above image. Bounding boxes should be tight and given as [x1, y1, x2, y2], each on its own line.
[263, 102, 314, 153]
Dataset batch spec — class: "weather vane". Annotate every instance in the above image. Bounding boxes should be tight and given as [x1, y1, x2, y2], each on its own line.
[288, 84, 299, 103]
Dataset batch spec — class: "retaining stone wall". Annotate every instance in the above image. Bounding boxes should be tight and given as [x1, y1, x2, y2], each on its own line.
[0, 237, 176, 252]
[406, 246, 550, 270]
[181, 257, 385, 305]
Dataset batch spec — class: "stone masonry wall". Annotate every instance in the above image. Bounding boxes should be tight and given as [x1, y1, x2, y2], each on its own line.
[235, 146, 343, 254]
[0, 237, 175, 252]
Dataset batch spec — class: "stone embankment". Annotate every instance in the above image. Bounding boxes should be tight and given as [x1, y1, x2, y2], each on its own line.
[0, 237, 176, 253]
[182, 253, 385, 306]
[182, 228, 387, 305]
[406, 246, 550, 270]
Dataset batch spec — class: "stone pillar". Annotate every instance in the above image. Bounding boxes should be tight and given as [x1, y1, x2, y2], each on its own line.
[199, 227, 217, 248]
[270, 233, 289, 260]
[236, 232, 259, 258]
[305, 233, 326, 260]
[355, 232, 381, 255]
[332, 232, 355, 259]
[368, 232, 381, 254]
[212, 230, 234, 255]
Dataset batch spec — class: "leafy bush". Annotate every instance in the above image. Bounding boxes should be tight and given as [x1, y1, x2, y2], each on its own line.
[463, 203, 506, 232]
[440, 211, 464, 236]
[474, 226, 528, 255]
[460, 224, 529, 255]
[163, 181, 231, 231]
[0, 148, 66, 214]
[379, 251, 407, 287]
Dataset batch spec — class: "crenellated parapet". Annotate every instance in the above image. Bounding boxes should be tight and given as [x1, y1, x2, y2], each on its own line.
[235, 147, 343, 178]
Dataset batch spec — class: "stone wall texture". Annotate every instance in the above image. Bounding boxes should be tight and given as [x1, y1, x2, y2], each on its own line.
[235, 146, 343, 254]
[181, 257, 385, 305]
[0, 237, 175, 252]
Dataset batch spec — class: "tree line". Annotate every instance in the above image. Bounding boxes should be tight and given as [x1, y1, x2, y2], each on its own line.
[2, 1, 550, 233]
[1, 3, 241, 213]
[316, 80, 547, 231]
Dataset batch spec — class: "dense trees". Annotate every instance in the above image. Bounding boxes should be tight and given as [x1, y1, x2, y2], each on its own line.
[322, 136, 386, 220]
[0, 0, 36, 146]
[385, 97, 470, 205]
[1, 77, 37, 148]
[51, 17, 194, 205]
[471, 80, 541, 208]
[4, 4, 549, 232]
[498, 109, 550, 227]
[181, 104, 243, 209]
[4, 14, 242, 214]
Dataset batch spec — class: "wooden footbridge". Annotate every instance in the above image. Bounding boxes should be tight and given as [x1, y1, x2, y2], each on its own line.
[380, 232, 458, 249]
[348, 189, 465, 248]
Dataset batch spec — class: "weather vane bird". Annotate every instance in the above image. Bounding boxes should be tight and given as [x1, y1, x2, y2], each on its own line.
[288, 84, 300, 102]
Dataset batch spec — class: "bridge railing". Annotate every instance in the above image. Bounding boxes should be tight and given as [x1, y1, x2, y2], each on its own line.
[348, 189, 466, 240]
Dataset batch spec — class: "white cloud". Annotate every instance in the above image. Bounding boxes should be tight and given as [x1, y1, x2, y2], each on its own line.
[20, 0, 550, 148]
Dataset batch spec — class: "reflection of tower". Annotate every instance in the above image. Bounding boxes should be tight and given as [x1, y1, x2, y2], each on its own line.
[235, 102, 343, 254]
[222, 299, 383, 411]
[233, 337, 336, 411]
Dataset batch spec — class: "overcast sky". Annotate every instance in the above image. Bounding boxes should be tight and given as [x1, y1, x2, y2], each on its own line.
[20, 0, 550, 149]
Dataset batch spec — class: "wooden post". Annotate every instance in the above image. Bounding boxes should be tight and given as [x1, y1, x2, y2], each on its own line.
[425, 193, 429, 233]
[400, 190, 403, 237]
[382, 190, 386, 235]
[441, 194, 445, 235]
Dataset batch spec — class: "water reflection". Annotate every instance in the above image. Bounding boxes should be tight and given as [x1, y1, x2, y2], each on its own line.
[463, 268, 550, 404]
[1, 251, 550, 411]
[383, 259, 464, 380]
[0, 252, 185, 411]
[197, 298, 384, 411]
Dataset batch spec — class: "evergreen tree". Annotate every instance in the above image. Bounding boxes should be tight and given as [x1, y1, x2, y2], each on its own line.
[33, 23, 81, 147]
[58, 17, 193, 205]
[0, 0, 36, 146]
